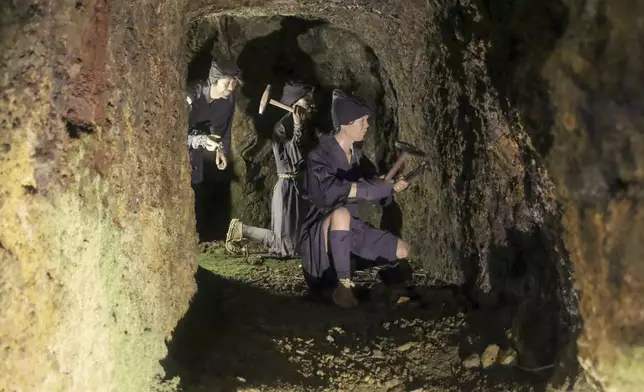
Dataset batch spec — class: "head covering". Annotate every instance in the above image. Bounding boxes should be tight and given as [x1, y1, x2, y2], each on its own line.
[208, 59, 242, 85]
[280, 81, 314, 106]
[331, 89, 371, 132]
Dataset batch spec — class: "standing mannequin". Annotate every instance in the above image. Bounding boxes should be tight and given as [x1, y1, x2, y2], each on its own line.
[186, 59, 241, 184]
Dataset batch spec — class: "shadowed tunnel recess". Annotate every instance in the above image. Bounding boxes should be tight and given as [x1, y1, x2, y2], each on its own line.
[169, 3, 582, 391]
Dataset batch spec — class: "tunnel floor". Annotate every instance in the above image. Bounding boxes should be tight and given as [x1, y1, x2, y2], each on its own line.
[162, 242, 552, 392]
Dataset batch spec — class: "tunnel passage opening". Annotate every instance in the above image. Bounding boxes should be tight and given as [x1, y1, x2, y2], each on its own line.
[186, 15, 401, 242]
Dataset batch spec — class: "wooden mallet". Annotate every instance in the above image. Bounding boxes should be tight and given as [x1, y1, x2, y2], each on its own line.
[384, 141, 426, 181]
[258, 84, 294, 114]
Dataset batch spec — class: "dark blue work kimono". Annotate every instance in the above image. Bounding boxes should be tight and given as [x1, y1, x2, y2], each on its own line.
[186, 80, 235, 184]
[299, 136, 399, 290]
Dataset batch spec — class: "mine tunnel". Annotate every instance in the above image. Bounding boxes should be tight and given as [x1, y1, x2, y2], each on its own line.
[170, 10, 579, 392]
[1, 1, 643, 392]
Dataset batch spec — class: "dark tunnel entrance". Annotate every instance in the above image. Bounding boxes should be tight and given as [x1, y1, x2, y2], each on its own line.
[186, 15, 401, 242]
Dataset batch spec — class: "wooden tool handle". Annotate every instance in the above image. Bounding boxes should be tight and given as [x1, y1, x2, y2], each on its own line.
[384, 153, 408, 180]
[269, 99, 294, 113]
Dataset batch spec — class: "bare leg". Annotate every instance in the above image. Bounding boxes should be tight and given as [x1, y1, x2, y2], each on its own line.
[349, 221, 412, 285]
[396, 239, 410, 259]
[225, 218, 282, 255]
[242, 224, 276, 249]
[323, 208, 357, 308]
[323, 207, 351, 250]
[378, 238, 412, 285]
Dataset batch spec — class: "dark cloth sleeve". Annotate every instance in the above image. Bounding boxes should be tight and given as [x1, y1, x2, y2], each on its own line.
[358, 153, 380, 178]
[221, 111, 233, 154]
[210, 98, 235, 154]
[189, 121, 210, 136]
[292, 122, 303, 145]
[273, 120, 288, 143]
[186, 80, 201, 104]
[272, 115, 303, 145]
[356, 153, 394, 206]
[355, 178, 394, 202]
[308, 152, 353, 210]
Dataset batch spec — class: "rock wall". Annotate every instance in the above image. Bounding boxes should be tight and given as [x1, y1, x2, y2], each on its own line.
[424, 0, 580, 370]
[0, 1, 197, 391]
[544, 0, 644, 389]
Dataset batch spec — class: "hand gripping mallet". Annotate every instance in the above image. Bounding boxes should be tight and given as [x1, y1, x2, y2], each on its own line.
[258, 84, 294, 114]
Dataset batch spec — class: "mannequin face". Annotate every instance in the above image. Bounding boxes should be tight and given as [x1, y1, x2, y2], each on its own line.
[210, 77, 237, 99]
[340, 115, 369, 143]
[293, 95, 314, 120]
